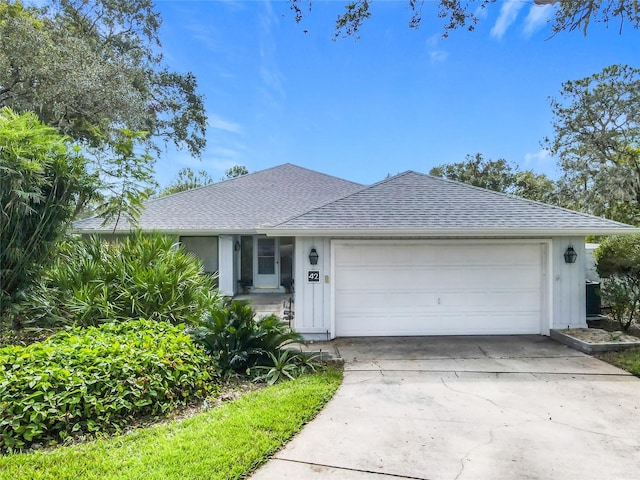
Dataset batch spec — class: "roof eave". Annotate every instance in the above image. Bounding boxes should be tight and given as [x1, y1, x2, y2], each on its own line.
[72, 228, 259, 236]
[258, 227, 640, 237]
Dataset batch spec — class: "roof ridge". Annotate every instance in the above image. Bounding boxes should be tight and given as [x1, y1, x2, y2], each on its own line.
[75, 164, 286, 224]
[268, 171, 414, 227]
[280, 163, 364, 188]
[148, 163, 295, 203]
[152, 163, 362, 203]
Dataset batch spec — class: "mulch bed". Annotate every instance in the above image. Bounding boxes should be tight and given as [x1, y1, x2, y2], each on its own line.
[586, 316, 640, 340]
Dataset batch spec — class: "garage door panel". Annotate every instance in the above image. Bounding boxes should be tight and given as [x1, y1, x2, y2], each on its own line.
[336, 290, 539, 312]
[336, 312, 541, 337]
[337, 292, 440, 311]
[437, 290, 540, 310]
[334, 242, 544, 336]
[338, 266, 541, 290]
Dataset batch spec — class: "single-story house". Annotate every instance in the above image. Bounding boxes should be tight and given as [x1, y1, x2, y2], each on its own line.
[73, 163, 637, 340]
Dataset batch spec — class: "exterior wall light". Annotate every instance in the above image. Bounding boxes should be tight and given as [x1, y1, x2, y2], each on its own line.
[564, 246, 577, 264]
[234, 241, 241, 252]
[309, 248, 319, 265]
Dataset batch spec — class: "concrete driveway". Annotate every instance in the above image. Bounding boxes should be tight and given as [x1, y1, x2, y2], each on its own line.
[251, 336, 640, 480]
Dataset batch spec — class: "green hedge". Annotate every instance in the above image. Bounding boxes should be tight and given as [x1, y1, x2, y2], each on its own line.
[0, 320, 216, 453]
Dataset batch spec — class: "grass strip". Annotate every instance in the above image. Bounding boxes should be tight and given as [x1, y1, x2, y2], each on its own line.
[0, 367, 342, 480]
[598, 347, 640, 377]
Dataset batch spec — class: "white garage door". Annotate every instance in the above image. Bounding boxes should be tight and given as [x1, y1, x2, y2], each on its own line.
[334, 242, 544, 336]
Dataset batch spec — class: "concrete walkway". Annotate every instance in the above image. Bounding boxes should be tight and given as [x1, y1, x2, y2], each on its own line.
[251, 336, 640, 480]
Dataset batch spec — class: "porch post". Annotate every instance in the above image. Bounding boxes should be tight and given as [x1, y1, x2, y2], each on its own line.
[218, 235, 235, 296]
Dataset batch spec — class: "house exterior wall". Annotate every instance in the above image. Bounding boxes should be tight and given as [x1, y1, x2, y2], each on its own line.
[293, 236, 588, 340]
[179, 236, 219, 273]
[218, 235, 235, 296]
[293, 236, 332, 340]
[551, 237, 587, 330]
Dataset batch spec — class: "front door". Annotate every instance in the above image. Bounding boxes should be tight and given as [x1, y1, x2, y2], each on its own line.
[254, 237, 278, 288]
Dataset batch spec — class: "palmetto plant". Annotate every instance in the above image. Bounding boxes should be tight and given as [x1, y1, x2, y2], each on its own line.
[190, 301, 304, 377]
[17, 232, 218, 330]
[253, 350, 319, 385]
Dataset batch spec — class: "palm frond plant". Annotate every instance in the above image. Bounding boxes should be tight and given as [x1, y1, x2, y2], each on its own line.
[253, 350, 319, 385]
[190, 300, 305, 378]
[16, 232, 219, 330]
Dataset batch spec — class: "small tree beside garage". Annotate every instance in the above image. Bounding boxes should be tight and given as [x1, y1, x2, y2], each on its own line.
[596, 234, 640, 331]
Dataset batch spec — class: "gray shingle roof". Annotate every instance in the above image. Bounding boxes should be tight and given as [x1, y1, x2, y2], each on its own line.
[73, 164, 364, 233]
[266, 171, 637, 236]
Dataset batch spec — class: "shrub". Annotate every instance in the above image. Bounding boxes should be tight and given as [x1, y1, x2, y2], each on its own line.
[15, 232, 218, 330]
[190, 301, 304, 377]
[0, 108, 95, 320]
[0, 320, 216, 453]
[253, 350, 319, 385]
[596, 234, 640, 331]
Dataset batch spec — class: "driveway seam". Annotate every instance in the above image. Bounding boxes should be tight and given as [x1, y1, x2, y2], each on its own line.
[271, 457, 433, 480]
[347, 354, 586, 360]
[346, 368, 632, 376]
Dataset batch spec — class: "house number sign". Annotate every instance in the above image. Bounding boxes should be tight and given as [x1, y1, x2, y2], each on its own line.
[307, 270, 320, 283]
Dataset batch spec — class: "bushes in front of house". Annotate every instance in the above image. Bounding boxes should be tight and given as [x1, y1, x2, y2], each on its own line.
[13, 232, 218, 331]
[596, 234, 640, 331]
[0, 320, 216, 453]
[190, 301, 309, 379]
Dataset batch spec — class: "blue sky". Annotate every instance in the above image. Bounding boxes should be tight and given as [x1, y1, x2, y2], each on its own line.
[153, 0, 640, 187]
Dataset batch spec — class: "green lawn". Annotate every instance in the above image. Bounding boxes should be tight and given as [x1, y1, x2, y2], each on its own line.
[0, 368, 342, 480]
[598, 347, 640, 377]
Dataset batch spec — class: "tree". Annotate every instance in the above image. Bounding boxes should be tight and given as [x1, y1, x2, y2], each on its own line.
[0, 107, 94, 318]
[0, 0, 206, 156]
[429, 153, 558, 203]
[595, 234, 640, 331]
[1, 0, 207, 228]
[224, 165, 249, 179]
[158, 165, 248, 197]
[289, 0, 640, 39]
[547, 64, 640, 224]
[429, 153, 516, 192]
[91, 129, 157, 231]
[512, 170, 558, 204]
[159, 168, 215, 197]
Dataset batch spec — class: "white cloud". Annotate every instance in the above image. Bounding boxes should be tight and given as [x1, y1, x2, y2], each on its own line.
[426, 34, 440, 49]
[208, 114, 243, 134]
[430, 50, 449, 64]
[426, 34, 448, 65]
[523, 4, 553, 38]
[259, 65, 285, 96]
[258, 1, 285, 103]
[474, 3, 490, 20]
[524, 149, 552, 168]
[490, 0, 525, 39]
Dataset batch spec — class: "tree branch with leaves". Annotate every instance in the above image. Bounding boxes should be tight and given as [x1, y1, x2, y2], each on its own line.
[290, 0, 639, 39]
[0, 0, 206, 156]
[547, 64, 640, 224]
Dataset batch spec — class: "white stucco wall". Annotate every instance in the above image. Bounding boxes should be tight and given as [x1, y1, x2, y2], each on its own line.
[293, 236, 588, 339]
